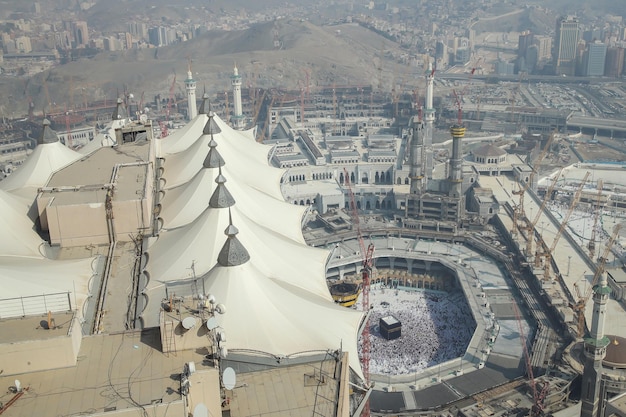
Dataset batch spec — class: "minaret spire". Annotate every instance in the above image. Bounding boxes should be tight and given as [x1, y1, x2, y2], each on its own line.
[423, 60, 436, 180]
[231, 63, 244, 129]
[185, 58, 197, 120]
[581, 268, 612, 417]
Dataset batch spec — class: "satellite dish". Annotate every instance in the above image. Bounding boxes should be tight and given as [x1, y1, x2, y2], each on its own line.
[14, 379, 21, 393]
[217, 330, 227, 343]
[222, 367, 236, 390]
[215, 303, 226, 314]
[193, 403, 209, 417]
[182, 316, 196, 330]
[207, 294, 216, 304]
[206, 316, 218, 330]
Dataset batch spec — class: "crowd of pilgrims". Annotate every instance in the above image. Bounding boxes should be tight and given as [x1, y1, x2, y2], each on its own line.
[364, 286, 476, 375]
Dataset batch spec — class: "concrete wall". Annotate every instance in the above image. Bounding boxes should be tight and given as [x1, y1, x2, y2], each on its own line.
[0, 313, 82, 375]
[160, 312, 214, 354]
[47, 202, 109, 246]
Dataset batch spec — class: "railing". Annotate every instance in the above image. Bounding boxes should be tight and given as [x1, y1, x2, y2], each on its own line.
[0, 292, 72, 319]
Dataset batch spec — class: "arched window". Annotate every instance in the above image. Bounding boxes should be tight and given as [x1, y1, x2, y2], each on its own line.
[397, 177, 402, 184]
[375, 172, 380, 183]
[357, 201, 361, 209]
[375, 200, 380, 209]
[366, 201, 371, 210]
[405, 178, 409, 185]
[300, 200, 305, 205]
[339, 172, 344, 183]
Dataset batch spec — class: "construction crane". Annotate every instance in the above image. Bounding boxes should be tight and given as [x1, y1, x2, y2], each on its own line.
[542, 171, 590, 281]
[159, 72, 177, 138]
[167, 73, 177, 119]
[450, 59, 481, 124]
[343, 167, 374, 417]
[573, 224, 621, 338]
[257, 95, 275, 143]
[220, 91, 228, 123]
[525, 168, 564, 260]
[588, 180, 604, 259]
[251, 89, 267, 129]
[511, 133, 555, 235]
[513, 300, 549, 417]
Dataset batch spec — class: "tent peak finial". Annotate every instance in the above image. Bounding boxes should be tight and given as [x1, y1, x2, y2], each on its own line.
[217, 208, 250, 266]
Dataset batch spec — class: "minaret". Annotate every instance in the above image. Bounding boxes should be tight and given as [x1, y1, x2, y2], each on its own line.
[580, 271, 611, 417]
[448, 125, 465, 198]
[185, 62, 197, 120]
[409, 116, 425, 194]
[423, 61, 436, 180]
[231, 64, 244, 129]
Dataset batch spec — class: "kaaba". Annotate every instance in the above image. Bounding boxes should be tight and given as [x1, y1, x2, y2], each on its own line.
[379, 315, 401, 340]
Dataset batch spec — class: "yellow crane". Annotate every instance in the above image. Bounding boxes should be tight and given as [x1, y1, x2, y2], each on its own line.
[525, 168, 564, 260]
[511, 133, 555, 235]
[542, 171, 591, 281]
[572, 224, 621, 338]
[588, 180, 604, 259]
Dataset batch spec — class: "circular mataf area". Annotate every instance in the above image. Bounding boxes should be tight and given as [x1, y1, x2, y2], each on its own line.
[357, 283, 476, 376]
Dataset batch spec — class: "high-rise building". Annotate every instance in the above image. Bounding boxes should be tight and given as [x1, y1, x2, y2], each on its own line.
[554, 16, 580, 76]
[525, 45, 539, 73]
[518, 31, 534, 60]
[584, 41, 607, 76]
[534, 35, 552, 61]
[15, 36, 31, 53]
[72, 21, 89, 47]
[128, 22, 148, 40]
[148, 26, 170, 47]
[604, 47, 625, 78]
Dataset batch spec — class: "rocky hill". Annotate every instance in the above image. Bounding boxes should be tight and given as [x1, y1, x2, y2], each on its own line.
[15, 19, 411, 117]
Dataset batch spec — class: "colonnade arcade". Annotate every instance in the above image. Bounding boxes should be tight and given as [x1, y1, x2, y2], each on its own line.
[328, 257, 457, 293]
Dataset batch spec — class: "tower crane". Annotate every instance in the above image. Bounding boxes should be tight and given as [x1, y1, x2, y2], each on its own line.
[343, 168, 374, 417]
[525, 168, 564, 260]
[588, 180, 605, 259]
[251, 89, 267, 129]
[224, 91, 230, 123]
[450, 59, 481, 124]
[159, 72, 177, 138]
[541, 171, 590, 281]
[511, 133, 555, 235]
[513, 300, 549, 417]
[257, 95, 275, 143]
[573, 224, 621, 338]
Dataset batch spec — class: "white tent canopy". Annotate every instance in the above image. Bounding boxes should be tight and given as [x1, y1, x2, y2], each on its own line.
[158, 113, 209, 155]
[145, 205, 330, 300]
[0, 190, 45, 257]
[158, 167, 307, 242]
[0, 255, 97, 318]
[202, 260, 364, 379]
[159, 117, 285, 200]
[0, 141, 82, 197]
